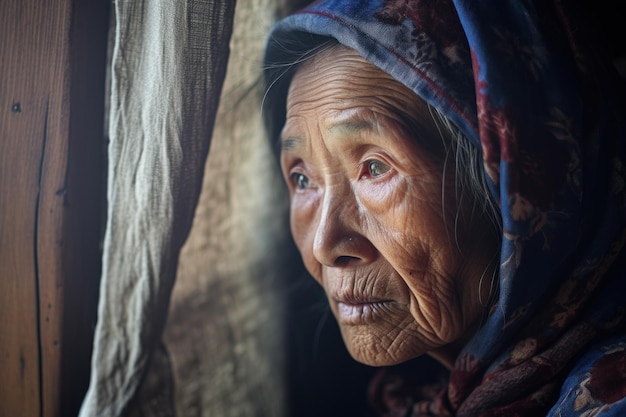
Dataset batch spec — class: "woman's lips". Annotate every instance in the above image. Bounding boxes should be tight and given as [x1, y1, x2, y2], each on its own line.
[335, 300, 392, 325]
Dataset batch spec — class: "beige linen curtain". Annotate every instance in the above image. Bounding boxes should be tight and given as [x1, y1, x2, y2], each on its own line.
[79, 1, 236, 415]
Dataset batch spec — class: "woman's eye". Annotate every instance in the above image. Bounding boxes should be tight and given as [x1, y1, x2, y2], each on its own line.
[291, 173, 310, 189]
[366, 160, 391, 177]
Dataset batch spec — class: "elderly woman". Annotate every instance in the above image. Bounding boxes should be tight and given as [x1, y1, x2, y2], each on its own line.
[263, 1, 626, 416]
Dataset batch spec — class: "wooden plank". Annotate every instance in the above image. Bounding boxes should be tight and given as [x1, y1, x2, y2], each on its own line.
[0, 2, 70, 416]
[0, 1, 107, 416]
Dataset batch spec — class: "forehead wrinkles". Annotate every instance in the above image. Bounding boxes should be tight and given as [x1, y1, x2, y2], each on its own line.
[286, 46, 419, 120]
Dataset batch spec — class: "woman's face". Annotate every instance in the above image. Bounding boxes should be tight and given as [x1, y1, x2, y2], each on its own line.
[280, 45, 499, 367]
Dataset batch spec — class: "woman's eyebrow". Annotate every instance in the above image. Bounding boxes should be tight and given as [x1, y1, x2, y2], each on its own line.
[328, 118, 374, 135]
[280, 118, 374, 151]
[280, 136, 302, 151]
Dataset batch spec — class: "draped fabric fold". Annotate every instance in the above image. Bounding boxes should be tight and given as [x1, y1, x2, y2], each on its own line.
[79, 1, 236, 415]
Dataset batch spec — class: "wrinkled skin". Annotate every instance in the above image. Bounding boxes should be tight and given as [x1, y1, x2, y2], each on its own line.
[280, 45, 499, 368]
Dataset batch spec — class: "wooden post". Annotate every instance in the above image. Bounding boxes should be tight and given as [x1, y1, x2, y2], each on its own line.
[0, 1, 108, 416]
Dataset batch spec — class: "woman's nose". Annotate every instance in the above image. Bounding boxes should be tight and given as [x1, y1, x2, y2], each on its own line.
[312, 189, 375, 267]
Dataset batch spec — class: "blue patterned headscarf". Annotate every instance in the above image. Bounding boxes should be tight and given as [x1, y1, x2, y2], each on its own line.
[264, 1, 626, 415]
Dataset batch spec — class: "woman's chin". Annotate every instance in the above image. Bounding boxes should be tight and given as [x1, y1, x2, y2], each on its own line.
[339, 328, 426, 367]
[345, 344, 419, 367]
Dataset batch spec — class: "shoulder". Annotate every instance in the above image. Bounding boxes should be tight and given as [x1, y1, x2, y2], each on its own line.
[548, 334, 626, 416]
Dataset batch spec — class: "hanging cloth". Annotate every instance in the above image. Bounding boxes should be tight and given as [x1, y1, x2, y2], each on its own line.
[79, 1, 236, 416]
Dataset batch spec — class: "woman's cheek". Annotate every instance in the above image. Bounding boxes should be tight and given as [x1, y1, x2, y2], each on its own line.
[356, 178, 416, 237]
[355, 176, 406, 216]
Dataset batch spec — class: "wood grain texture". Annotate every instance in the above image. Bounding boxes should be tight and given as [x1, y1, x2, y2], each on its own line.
[0, 1, 107, 416]
[0, 3, 71, 416]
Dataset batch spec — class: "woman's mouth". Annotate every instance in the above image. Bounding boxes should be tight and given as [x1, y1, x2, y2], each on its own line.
[335, 300, 392, 324]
